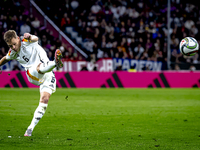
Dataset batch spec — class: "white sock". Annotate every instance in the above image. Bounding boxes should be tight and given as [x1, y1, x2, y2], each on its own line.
[28, 103, 48, 131]
[39, 61, 56, 73]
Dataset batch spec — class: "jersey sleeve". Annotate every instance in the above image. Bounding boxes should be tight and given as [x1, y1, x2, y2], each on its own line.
[21, 36, 38, 45]
[6, 49, 16, 60]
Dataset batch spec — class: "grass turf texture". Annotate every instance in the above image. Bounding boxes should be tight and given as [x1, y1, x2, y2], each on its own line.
[0, 88, 200, 150]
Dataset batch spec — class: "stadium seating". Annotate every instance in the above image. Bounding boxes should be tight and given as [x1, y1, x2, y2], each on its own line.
[0, 0, 200, 70]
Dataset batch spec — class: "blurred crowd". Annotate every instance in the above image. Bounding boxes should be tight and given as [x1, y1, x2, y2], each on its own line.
[0, 0, 200, 70]
[35, 0, 200, 70]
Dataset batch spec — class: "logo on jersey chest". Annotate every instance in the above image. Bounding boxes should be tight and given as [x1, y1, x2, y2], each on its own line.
[22, 46, 26, 51]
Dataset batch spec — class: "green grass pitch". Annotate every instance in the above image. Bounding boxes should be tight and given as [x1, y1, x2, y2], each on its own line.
[0, 88, 200, 150]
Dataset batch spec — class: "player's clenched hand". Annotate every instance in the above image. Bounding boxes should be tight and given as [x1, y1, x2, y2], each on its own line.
[23, 33, 32, 40]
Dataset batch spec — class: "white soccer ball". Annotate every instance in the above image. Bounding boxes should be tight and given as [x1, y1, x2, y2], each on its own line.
[179, 37, 199, 56]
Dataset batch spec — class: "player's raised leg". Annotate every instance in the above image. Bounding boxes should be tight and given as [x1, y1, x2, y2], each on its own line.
[38, 49, 63, 73]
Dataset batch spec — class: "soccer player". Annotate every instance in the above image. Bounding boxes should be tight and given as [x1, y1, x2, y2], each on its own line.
[0, 30, 63, 136]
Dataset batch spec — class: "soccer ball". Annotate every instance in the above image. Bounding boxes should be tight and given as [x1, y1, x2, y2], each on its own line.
[179, 37, 199, 56]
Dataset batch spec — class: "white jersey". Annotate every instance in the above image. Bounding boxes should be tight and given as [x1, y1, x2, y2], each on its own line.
[6, 37, 49, 70]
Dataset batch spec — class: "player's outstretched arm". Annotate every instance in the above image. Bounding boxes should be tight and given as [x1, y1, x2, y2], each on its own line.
[23, 33, 38, 42]
[0, 56, 9, 67]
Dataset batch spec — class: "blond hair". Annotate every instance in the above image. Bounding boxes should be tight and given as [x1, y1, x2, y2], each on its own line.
[4, 30, 18, 43]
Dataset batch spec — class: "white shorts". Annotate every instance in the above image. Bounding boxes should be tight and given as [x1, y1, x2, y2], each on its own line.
[26, 65, 56, 94]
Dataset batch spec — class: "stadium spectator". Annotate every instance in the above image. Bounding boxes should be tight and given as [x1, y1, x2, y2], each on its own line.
[91, 17, 99, 27]
[91, 2, 102, 15]
[134, 43, 145, 60]
[20, 22, 31, 35]
[31, 17, 40, 29]
[17, 15, 25, 28]
[70, 0, 79, 10]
